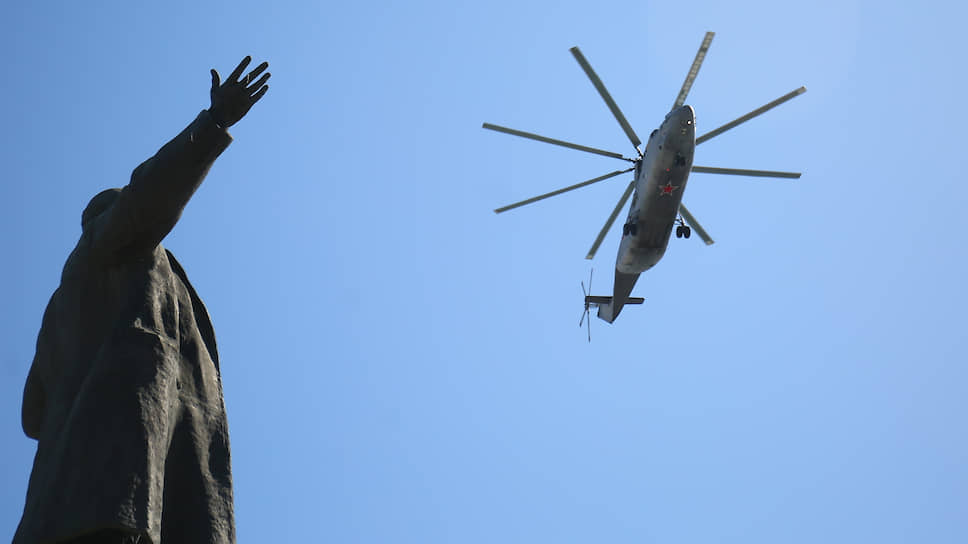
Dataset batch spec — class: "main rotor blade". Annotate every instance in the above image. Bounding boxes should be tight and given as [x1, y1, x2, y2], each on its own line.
[678, 203, 714, 246]
[692, 166, 801, 179]
[482, 123, 630, 161]
[586, 180, 635, 260]
[672, 31, 715, 111]
[494, 168, 633, 214]
[569, 47, 642, 151]
[696, 86, 807, 145]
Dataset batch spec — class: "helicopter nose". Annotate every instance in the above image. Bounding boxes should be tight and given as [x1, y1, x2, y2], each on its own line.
[677, 105, 695, 127]
[675, 105, 695, 139]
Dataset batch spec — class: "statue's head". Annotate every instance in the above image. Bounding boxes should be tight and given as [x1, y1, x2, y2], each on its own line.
[81, 188, 121, 230]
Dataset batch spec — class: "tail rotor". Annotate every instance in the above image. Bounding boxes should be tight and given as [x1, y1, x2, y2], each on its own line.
[579, 269, 593, 342]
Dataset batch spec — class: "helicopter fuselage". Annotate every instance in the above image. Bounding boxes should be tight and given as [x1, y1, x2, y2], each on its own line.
[618, 105, 696, 273]
[599, 105, 696, 322]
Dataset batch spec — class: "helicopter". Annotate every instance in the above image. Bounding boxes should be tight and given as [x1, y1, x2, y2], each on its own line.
[484, 32, 805, 338]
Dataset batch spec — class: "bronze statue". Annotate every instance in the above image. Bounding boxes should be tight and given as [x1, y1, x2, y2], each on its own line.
[14, 57, 269, 544]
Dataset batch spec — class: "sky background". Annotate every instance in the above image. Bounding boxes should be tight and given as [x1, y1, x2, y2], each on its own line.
[2, 0, 966, 542]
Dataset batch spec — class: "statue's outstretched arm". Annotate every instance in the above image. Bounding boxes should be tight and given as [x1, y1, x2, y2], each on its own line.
[90, 57, 270, 256]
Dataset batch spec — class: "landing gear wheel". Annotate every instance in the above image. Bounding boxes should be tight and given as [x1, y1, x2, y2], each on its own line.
[675, 225, 683, 238]
[623, 224, 630, 236]
[683, 226, 692, 239]
[629, 224, 638, 236]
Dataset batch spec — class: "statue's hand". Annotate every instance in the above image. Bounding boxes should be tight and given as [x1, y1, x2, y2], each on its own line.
[208, 56, 270, 128]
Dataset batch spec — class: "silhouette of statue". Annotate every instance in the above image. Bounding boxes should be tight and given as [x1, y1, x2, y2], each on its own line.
[14, 56, 270, 544]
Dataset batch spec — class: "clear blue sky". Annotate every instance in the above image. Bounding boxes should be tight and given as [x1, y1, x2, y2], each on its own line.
[3, 1, 967, 542]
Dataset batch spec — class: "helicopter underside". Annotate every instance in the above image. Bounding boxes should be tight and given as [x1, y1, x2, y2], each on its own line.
[616, 107, 695, 275]
[615, 188, 685, 274]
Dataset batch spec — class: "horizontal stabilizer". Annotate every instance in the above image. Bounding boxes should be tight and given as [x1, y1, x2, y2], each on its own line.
[585, 295, 644, 305]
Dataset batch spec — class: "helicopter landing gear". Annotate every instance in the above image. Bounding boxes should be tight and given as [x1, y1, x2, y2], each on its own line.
[623, 223, 638, 236]
[675, 217, 691, 239]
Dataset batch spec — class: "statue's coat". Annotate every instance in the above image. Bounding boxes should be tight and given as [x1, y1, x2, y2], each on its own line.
[15, 111, 235, 544]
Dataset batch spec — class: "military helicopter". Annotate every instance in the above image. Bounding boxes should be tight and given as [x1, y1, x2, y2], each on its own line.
[484, 32, 805, 337]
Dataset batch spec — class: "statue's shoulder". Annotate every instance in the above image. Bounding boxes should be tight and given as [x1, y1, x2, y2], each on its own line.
[59, 232, 175, 287]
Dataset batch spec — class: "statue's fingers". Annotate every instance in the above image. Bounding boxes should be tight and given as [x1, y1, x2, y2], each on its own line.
[227, 56, 251, 83]
[247, 73, 270, 94]
[245, 62, 269, 84]
[210, 69, 221, 90]
[250, 84, 269, 104]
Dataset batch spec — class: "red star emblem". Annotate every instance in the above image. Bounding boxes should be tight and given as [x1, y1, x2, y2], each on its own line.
[659, 181, 680, 196]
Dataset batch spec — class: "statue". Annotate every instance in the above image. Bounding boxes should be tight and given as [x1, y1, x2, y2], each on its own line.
[13, 57, 270, 544]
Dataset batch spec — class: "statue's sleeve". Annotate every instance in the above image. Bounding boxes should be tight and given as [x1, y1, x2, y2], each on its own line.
[90, 110, 233, 256]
